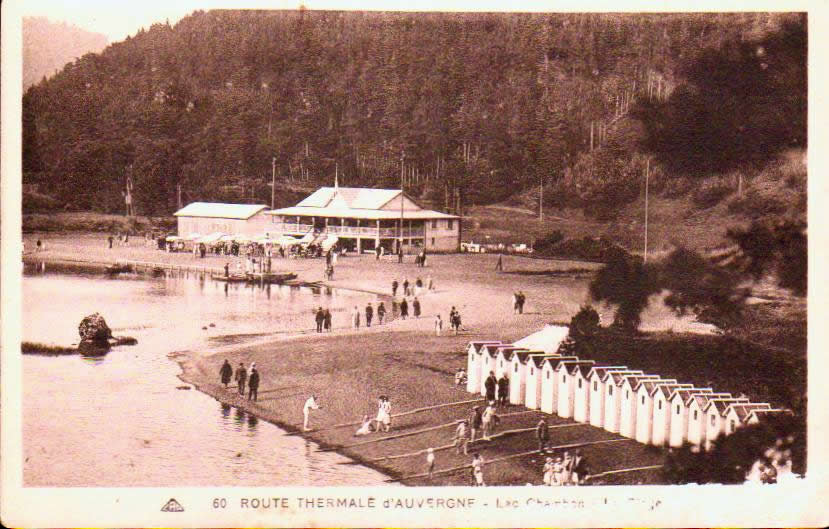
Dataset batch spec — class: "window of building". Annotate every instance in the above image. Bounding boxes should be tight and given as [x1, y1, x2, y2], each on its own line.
[729, 420, 736, 433]
[608, 386, 613, 396]
[431, 237, 435, 245]
[711, 414, 717, 426]
[693, 410, 698, 420]
[593, 381, 598, 391]
[625, 390, 629, 399]
[530, 368, 534, 375]
[578, 379, 582, 389]
[658, 401, 662, 410]
[641, 395, 645, 405]
[432, 219, 437, 229]
[546, 371, 549, 379]
[448, 219, 454, 230]
[676, 405, 681, 415]
[562, 374, 566, 383]
[514, 364, 518, 372]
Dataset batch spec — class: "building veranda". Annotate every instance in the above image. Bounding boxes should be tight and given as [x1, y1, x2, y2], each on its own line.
[266, 186, 461, 253]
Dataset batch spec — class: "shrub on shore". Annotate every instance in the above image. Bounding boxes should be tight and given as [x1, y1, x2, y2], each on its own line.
[21, 341, 76, 355]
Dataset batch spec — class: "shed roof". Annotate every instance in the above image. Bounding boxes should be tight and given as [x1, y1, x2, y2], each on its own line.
[542, 356, 579, 370]
[727, 403, 771, 422]
[174, 202, 269, 220]
[704, 397, 751, 416]
[620, 374, 659, 388]
[651, 383, 694, 398]
[670, 388, 712, 403]
[587, 366, 628, 380]
[513, 325, 569, 354]
[563, 361, 596, 376]
[603, 370, 644, 384]
[745, 408, 792, 422]
[469, 341, 502, 353]
[687, 392, 734, 408]
[269, 205, 459, 220]
[297, 187, 402, 209]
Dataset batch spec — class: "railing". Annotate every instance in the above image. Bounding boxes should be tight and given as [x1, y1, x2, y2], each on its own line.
[271, 223, 424, 238]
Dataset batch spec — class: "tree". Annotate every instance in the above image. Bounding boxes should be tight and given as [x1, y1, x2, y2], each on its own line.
[727, 220, 806, 296]
[557, 305, 602, 357]
[589, 252, 659, 332]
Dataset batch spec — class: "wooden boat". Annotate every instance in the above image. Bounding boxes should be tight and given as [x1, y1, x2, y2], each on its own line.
[211, 274, 250, 283]
[105, 263, 132, 274]
[211, 272, 298, 284]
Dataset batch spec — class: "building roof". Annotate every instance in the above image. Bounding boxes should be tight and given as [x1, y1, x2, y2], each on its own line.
[268, 187, 458, 220]
[745, 408, 792, 422]
[482, 344, 506, 358]
[174, 202, 269, 219]
[687, 392, 734, 409]
[651, 383, 694, 399]
[513, 325, 569, 354]
[469, 341, 502, 353]
[727, 403, 771, 422]
[586, 366, 628, 380]
[704, 397, 751, 416]
[563, 361, 596, 376]
[670, 388, 712, 403]
[620, 374, 660, 389]
[603, 370, 644, 384]
[542, 356, 579, 370]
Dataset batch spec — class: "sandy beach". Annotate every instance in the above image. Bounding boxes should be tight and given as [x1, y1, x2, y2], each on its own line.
[21, 232, 737, 485]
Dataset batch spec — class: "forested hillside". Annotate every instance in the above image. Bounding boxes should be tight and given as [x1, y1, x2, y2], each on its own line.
[23, 17, 108, 89]
[23, 10, 805, 220]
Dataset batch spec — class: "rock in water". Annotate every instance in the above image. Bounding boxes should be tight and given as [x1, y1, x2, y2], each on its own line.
[78, 312, 112, 344]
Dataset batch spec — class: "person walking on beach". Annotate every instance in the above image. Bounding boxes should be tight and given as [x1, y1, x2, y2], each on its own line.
[484, 371, 497, 404]
[471, 453, 485, 486]
[108, 235, 114, 249]
[235, 363, 247, 396]
[377, 302, 386, 325]
[512, 292, 519, 314]
[220, 359, 233, 388]
[375, 246, 381, 261]
[392, 280, 399, 297]
[247, 363, 260, 402]
[400, 298, 409, 319]
[517, 291, 526, 314]
[481, 404, 499, 440]
[391, 298, 399, 319]
[352, 306, 361, 329]
[454, 420, 470, 455]
[536, 418, 549, 452]
[469, 406, 483, 443]
[412, 297, 421, 318]
[397, 246, 403, 263]
[497, 374, 509, 407]
[427, 275, 434, 291]
[365, 303, 373, 327]
[426, 447, 436, 479]
[224, 262, 230, 278]
[303, 395, 321, 431]
[435, 314, 443, 336]
[315, 307, 325, 333]
[323, 308, 332, 332]
[495, 253, 503, 272]
[403, 279, 410, 297]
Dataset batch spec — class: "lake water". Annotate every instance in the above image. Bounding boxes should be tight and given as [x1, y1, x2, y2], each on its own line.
[22, 264, 389, 486]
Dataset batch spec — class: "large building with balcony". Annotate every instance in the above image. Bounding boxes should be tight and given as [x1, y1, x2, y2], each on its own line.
[266, 187, 461, 253]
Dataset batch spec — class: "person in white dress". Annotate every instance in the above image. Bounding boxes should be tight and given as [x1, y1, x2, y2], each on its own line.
[375, 396, 392, 432]
[426, 448, 436, 479]
[471, 453, 485, 486]
[542, 457, 553, 485]
[303, 395, 321, 431]
[551, 457, 564, 486]
[435, 315, 443, 336]
[354, 415, 374, 436]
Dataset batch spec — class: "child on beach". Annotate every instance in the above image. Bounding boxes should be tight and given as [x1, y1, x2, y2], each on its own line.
[471, 453, 485, 486]
[551, 457, 564, 486]
[426, 448, 435, 479]
[543, 457, 554, 485]
[435, 314, 443, 336]
[354, 415, 374, 436]
[454, 420, 470, 455]
[376, 396, 392, 432]
[303, 395, 321, 431]
[454, 367, 466, 386]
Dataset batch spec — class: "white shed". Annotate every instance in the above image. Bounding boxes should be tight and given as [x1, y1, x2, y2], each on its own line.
[572, 363, 603, 423]
[619, 374, 660, 439]
[556, 361, 595, 419]
[540, 356, 579, 414]
[601, 370, 645, 433]
[634, 380, 686, 445]
[466, 341, 502, 394]
[508, 350, 543, 405]
[668, 388, 713, 448]
[649, 383, 694, 446]
[479, 344, 505, 397]
[686, 393, 734, 447]
[723, 403, 771, 436]
[586, 366, 628, 428]
[524, 355, 550, 410]
[495, 346, 527, 380]
[703, 397, 751, 450]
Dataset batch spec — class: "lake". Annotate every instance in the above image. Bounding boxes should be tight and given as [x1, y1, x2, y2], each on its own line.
[22, 264, 390, 486]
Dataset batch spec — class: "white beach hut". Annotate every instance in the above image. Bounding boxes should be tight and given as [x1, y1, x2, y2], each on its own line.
[619, 374, 660, 439]
[525, 354, 558, 410]
[572, 362, 603, 423]
[704, 397, 751, 450]
[479, 344, 505, 397]
[723, 403, 771, 436]
[648, 383, 694, 446]
[634, 380, 685, 445]
[586, 366, 628, 428]
[466, 341, 502, 394]
[539, 356, 579, 414]
[686, 393, 735, 448]
[508, 350, 543, 405]
[495, 346, 527, 380]
[601, 370, 645, 433]
[668, 388, 713, 448]
[556, 361, 595, 419]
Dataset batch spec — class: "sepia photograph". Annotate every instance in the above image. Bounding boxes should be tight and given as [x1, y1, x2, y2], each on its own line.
[0, 0, 824, 526]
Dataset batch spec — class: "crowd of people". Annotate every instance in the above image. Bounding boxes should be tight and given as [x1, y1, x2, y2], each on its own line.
[220, 359, 261, 402]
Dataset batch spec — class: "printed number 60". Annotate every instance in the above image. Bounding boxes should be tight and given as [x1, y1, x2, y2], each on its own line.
[213, 498, 227, 509]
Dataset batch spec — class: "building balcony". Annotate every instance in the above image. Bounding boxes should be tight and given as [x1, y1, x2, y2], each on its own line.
[273, 223, 424, 238]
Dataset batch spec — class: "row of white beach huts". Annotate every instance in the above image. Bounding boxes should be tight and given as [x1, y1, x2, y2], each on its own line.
[465, 327, 790, 451]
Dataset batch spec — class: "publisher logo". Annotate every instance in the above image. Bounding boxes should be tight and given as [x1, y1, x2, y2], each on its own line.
[161, 498, 184, 512]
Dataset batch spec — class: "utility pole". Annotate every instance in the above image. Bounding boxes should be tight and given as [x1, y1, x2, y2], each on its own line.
[644, 157, 650, 264]
[539, 173, 544, 223]
[399, 152, 405, 256]
[271, 157, 276, 210]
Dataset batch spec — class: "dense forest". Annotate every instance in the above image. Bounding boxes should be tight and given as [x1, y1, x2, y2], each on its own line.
[22, 10, 806, 217]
